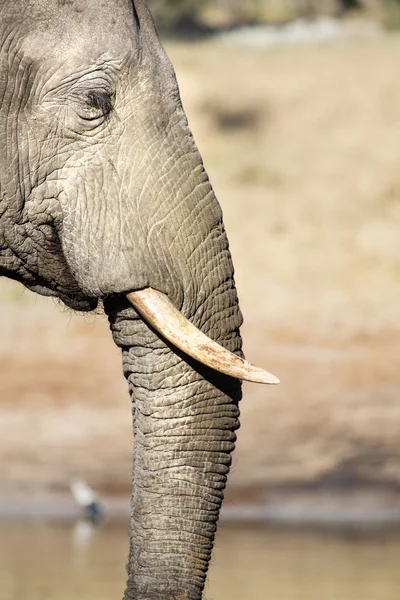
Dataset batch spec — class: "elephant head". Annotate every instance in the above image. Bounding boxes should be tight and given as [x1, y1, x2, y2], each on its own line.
[0, 1, 278, 598]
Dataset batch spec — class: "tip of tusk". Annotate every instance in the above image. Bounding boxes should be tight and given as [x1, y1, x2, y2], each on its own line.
[127, 288, 280, 386]
[238, 361, 280, 385]
[251, 370, 280, 386]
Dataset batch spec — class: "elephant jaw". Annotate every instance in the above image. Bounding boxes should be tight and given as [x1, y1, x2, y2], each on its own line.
[127, 288, 280, 385]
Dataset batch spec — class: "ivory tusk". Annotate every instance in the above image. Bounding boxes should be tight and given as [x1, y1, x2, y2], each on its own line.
[127, 288, 280, 385]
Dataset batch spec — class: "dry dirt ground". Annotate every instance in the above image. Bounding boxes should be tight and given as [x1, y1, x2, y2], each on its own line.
[1, 37, 400, 511]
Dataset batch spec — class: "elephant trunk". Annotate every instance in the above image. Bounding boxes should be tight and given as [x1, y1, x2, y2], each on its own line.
[105, 280, 242, 600]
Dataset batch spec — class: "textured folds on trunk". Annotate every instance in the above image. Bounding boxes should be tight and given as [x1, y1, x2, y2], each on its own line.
[105, 294, 242, 600]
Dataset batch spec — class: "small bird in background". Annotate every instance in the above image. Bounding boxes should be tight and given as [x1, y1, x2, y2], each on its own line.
[69, 477, 106, 522]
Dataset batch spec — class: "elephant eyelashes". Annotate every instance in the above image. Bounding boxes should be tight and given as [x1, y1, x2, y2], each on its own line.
[82, 90, 114, 121]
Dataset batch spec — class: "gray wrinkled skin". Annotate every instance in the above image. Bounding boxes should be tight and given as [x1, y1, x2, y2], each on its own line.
[0, 1, 244, 598]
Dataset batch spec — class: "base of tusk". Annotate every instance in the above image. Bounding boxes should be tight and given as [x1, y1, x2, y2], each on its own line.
[127, 288, 280, 386]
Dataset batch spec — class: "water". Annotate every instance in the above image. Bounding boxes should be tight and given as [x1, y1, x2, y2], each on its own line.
[1, 520, 400, 600]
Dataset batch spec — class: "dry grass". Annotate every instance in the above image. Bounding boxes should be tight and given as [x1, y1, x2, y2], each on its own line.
[1, 37, 400, 505]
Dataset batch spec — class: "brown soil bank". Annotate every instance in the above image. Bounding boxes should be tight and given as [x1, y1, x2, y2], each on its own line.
[1, 38, 400, 512]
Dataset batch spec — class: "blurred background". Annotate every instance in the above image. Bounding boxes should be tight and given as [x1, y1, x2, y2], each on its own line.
[2, 1, 400, 599]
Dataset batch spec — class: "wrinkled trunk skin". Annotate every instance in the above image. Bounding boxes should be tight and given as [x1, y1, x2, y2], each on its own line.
[105, 283, 242, 600]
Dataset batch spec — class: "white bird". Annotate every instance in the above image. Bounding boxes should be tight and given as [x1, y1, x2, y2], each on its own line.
[69, 477, 106, 521]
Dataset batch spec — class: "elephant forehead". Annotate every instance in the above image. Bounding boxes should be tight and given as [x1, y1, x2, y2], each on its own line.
[0, 0, 136, 27]
[0, 0, 139, 69]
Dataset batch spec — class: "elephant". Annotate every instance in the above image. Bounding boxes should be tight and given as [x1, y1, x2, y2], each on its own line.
[0, 1, 279, 599]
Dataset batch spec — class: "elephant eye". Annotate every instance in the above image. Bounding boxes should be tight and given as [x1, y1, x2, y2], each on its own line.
[81, 90, 114, 121]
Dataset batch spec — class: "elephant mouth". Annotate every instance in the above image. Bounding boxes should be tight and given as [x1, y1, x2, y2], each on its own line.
[22, 279, 98, 313]
[26, 274, 279, 383]
[127, 287, 280, 385]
